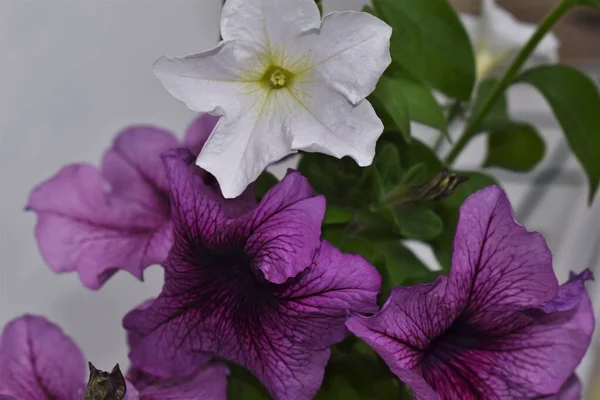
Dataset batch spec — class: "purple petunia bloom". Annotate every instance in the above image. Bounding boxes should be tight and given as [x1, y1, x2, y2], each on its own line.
[123, 149, 382, 400]
[0, 314, 227, 400]
[346, 186, 595, 400]
[26, 114, 219, 290]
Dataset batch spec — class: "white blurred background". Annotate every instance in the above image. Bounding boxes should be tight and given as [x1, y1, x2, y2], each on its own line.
[1, 0, 599, 397]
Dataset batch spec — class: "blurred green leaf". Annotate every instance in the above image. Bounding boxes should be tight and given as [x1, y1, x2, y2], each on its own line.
[377, 241, 436, 287]
[323, 206, 355, 225]
[373, 143, 404, 200]
[518, 65, 600, 203]
[470, 78, 510, 133]
[374, 0, 475, 100]
[406, 139, 445, 174]
[484, 122, 545, 172]
[254, 171, 278, 201]
[578, 0, 600, 9]
[384, 67, 448, 134]
[298, 153, 370, 208]
[316, 351, 400, 400]
[400, 163, 427, 186]
[393, 209, 443, 240]
[372, 76, 412, 143]
[227, 364, 271, 400]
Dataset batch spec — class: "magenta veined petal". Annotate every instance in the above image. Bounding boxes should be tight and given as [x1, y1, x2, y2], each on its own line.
[347, 186, 595, 399]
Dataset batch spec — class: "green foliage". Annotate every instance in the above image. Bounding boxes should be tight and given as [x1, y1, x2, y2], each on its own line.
[385, 66, 448, 134]
[298, 153, 371, 209]
[254, 171, 278, 201]
[469, 78, 510, 133]
[372, 0, 476, 100]
[227, 364, 271, 399]
[484, 123, 545, 172]
[393, 209, 444, 240]
[372, 76, 412, 142]
[518, 65, 600, 203]
[315, 348, 402, 400]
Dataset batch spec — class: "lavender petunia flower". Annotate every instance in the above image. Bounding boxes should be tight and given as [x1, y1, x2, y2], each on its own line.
[123, 149, 381, 400]
[347, 186, 595, 399]
[26, 114, 218, 289]
[0, 314, 226, 400]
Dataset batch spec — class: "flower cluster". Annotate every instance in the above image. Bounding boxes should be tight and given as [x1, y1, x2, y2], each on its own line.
[3, 0, 597, 399]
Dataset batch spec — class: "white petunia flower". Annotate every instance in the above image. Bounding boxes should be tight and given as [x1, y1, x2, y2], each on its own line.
[461, 0, 559, 80]
[154, 0, 391, 198]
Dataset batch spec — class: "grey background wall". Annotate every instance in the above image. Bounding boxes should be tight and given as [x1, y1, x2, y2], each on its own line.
[1, 0, 599, 396]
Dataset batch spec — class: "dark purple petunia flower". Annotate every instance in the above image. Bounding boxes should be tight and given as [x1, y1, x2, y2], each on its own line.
[26, 114, 219, 290]
[0, 314, 227, 400]
[123, 149, 382, 400]
[346, 186, 595, 400]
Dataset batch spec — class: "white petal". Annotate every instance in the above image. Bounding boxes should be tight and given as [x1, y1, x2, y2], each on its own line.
[297, 11, 391, 104]
[460, 13, 482, 48]
[287, 81, 383, 166]
[482, 0, 558, 63]
[220, 0, 321, 59]
[153, 41, 261, 114]
[197, 90, 294, 198]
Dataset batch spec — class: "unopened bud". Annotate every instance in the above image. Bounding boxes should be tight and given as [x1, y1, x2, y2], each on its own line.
[84, 362, 126, 400]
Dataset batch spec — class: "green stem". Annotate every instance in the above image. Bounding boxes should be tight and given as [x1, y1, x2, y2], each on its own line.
[433, 101, 464, 151]
[444, 0, 576, 165]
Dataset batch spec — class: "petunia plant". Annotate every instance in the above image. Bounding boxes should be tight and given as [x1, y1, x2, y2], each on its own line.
[6, 0, 600, 399]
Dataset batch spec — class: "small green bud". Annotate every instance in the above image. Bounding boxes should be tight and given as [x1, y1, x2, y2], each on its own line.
[384, 169, 468, 208]
[84, 362, 127, 400]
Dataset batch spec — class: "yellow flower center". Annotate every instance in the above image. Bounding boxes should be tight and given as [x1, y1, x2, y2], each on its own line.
[262, 66, 294, 90]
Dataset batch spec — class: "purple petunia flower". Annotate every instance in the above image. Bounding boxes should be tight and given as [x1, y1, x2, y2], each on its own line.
[123, 149, 382, 400]
[0, 314, 227, 400]
[346, 186, 594, 399]
[26, 114, 219, 290]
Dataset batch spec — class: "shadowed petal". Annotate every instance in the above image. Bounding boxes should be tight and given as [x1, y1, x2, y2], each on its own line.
[448, 186, 558, 329]
[182, 114, 220, 157]
[543, 375, 581, 400]
[238, 169, 325, 283]
[128, 364, 228, 400]
[101, 126, 179, 198]
[346, 278, 453, 400]
[0, 315, 85, 400]
[27, 164, 172, 289]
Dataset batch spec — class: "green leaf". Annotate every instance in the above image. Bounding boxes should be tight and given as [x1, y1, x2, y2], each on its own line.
[298, 153, 370, 207]
[374, 0, 475, 100]
[393, 209, 443, 240]
[227, 365, 270, 399]
[316, 352, 400, 400]
[377, 241, 436, 287]
[254, 171, 278, 201]
[323, 206, 355, 225]
[578, 0, 600, 9]
[406, 138, 445, 175]
[384, 67, 448, 133]
[518, 65, 600, 203]
[400, 163, 427, 186]
[484, 122, 545, 172]
[373, 143, 404, 200]
[470, 78, 510, 133]
[372, 76, 412, 142]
